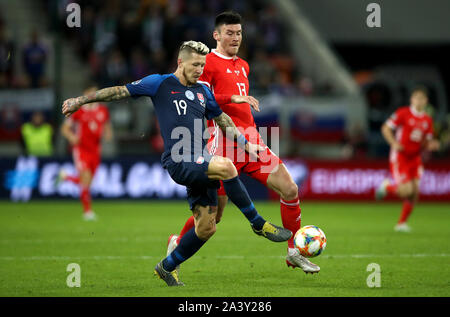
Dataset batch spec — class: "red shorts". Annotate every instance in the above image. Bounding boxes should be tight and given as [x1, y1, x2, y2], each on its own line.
[73, 147, 100, 175]
[389, 151, 423, 184]
[213, 145, 283, 196]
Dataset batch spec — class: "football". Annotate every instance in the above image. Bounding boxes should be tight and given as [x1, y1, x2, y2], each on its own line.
[294, 225, 327, 257]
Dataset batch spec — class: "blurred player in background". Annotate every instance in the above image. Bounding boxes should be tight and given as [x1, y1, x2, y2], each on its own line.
[376, 86, 440, 232]
[169, 11, 320, 274]
[60, 85, 113, 221]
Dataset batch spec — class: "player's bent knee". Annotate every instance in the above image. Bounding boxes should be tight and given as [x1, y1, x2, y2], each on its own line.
[220, 158, 237, 180]
[398, 183, 413, 198]
[196, 223, 216, 240]
[282, 182, 298, 201]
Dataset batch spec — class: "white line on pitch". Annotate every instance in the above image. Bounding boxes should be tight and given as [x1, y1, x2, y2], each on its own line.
[0, 254, 449, 261]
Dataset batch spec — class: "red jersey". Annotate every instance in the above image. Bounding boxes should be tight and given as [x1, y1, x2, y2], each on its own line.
[70, 104, 110, 154]
[199, 49, 262, 152]
[386, 106, 433, 158]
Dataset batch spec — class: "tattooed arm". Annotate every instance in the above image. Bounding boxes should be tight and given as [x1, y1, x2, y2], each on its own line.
[213, 112, 265, 159]
[213, 112, 243, 141]
[62, 86, 130, 117]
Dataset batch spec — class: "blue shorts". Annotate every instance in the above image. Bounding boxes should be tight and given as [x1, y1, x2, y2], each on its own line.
[165, 156, 219, 210]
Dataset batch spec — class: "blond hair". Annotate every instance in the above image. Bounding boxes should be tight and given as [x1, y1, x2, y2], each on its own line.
[178, 41, 210, 60]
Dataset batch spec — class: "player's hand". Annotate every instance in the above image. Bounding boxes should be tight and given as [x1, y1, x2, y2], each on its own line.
[391, 141, 404, 152]
[231, 95, 260, 112]
[245, 142, 266, 160]
[426, 139, 440, 151]
[62, 98, 83, 117]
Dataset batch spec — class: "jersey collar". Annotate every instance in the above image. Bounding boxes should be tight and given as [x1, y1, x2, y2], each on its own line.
[409, 105, 425, 117]
[212, 49, 238, 61]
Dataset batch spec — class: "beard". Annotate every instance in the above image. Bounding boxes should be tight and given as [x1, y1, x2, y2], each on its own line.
[183, 69, 197, 86]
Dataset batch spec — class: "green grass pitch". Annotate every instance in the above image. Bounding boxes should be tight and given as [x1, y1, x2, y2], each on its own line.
[0, 200, 449, 297]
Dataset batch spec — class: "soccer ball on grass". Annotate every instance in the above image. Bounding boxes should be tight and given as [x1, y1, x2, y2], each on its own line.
[293, 225, 327, 257]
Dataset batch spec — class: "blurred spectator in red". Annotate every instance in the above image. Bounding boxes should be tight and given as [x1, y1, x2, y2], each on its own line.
[22, 30, 48, 88]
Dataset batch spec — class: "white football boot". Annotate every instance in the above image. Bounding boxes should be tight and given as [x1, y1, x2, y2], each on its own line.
[83, 211, 97, 221]
[286, 248, 320, 274]
[375, 179, 390, 201]
[394, 223, 411, 233]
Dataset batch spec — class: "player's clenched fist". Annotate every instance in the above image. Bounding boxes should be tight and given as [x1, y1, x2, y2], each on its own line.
[62, 98, 83, 117]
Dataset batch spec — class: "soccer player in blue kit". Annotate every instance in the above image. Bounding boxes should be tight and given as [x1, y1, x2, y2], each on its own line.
[62, 41, 292, 286]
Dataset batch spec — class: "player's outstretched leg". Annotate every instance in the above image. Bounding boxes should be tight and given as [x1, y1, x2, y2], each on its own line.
[395, 179, 419, 232]
[208, 156, 292, 242]
[266, 163, 320, 273]
[155, 205, 216, 286]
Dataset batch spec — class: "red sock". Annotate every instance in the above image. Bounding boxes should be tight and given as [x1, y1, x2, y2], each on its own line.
[176, 216, 195, 244]
[80, 186, 91, 213]
[386, 183, 398, 197]
[280, 197, 301, 249]
[398, 200, 414, 224]
[65, 175, 80, 184]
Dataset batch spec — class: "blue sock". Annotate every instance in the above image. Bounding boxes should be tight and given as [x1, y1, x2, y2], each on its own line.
[222, 176, 266, 230]
[162, 227, 206, 272]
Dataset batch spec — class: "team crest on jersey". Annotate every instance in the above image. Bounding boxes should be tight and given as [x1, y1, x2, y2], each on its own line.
[197, 93, 205, 107]
[185, 90, 195, 101]
[196, 156, 205, 164]
[234, 70, 240, 76]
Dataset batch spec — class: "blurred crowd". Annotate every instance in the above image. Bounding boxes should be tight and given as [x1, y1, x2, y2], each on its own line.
[1, 0, 449, 159]
[0, 16, 49, 89]
[51, 0, 318, 96]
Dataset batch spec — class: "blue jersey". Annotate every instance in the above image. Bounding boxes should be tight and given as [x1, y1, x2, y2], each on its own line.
[125, 73, 223, 167]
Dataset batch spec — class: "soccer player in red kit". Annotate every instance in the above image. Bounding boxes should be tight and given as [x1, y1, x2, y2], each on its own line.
[168, 11, 320, 273]
[375, 86, 440, 232]
[60, 86, 113, 221]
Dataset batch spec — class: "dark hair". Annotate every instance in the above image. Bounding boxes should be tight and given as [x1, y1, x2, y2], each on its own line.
[411, 85, 429, 97]
[215, 11, 242, 29]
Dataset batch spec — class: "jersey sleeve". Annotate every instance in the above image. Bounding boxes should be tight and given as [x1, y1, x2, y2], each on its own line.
[201, 84, 223, 120]
[213, 94, 232, 105]
[198, 56, 214, 89]
[198, 58, 232, 105]
[386, 108, 405, 129]
[125, 74, 164, 97]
